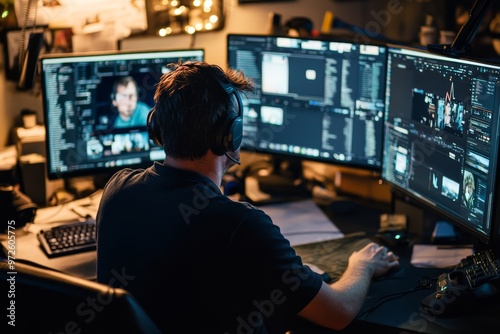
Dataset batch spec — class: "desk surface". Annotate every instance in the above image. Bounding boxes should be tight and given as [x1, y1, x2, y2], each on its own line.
[0, 190, 102, 280]
[3, 195, 500, 333]
[291, 198, 500, 334]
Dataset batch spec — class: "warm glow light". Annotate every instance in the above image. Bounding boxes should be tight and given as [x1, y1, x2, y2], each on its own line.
[158, 27, 172, 36]
[173, 6, 186, 15]
[185, 25, 196, 34]
[1, 10, 9, 19]
[209, 15, 218, 23]
[204, 0, 213, 12]
[152, 0, 222, 35]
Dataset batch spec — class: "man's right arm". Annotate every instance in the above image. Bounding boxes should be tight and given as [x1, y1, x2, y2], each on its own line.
[297, 242, 399, 330]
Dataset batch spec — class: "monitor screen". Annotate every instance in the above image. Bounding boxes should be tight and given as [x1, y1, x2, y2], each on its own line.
[382, 45, 500, 244]
[227, 34, 387, 172]
[41, 49, 204, 180]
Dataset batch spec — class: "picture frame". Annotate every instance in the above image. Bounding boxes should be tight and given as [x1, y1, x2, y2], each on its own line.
[48, 27, 73, 54]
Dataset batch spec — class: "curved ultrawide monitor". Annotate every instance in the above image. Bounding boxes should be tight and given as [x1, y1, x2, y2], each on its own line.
[41, 49, 204, 180]
[227, 34, 387, 172]
[382, 45, 500, 245]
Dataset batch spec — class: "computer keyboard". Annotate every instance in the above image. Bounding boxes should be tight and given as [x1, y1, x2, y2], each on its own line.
[37, 219, 96, 258]
[453, 248, 500, 288]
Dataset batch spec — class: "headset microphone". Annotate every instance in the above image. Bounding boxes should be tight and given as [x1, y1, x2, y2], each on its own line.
[225, 151, 241, 165]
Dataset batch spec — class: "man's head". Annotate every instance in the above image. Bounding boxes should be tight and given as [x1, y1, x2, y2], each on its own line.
[149, 61, 254, 161]
[112, 76, 140, 122]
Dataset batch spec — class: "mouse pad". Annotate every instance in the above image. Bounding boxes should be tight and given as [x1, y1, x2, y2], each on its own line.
[293, 232, 373, 282]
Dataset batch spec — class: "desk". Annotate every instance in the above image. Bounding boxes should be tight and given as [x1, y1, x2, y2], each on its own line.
[1, 196, 341, 281]
[3, 194, 500, 333]
[0, 191, 102, 280]
[290, 199, 500, 334]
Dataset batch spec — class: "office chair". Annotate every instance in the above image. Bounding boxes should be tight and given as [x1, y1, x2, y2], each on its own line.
[0, 259, 162, 333]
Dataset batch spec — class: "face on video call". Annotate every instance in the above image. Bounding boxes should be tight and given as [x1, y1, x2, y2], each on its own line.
[113, 81, 139, 122]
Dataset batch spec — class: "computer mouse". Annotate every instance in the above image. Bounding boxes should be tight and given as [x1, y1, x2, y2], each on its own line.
[375, 229, 409, 248]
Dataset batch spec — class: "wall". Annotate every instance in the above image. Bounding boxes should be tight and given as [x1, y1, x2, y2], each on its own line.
[0, 0, 438, 204]
[120, 0, 374, 66]
[0, 0, 430, 150]
[0, 52, 42, 150]
[0, 0, 404, 149]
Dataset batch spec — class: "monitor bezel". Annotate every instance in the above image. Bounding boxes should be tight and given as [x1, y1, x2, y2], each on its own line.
[226, 33, 388, 173]
[40, 48, 205, 181]
[381, 44, 500, 246]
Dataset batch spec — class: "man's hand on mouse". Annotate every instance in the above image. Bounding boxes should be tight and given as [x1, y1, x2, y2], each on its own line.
[348, 242, 400, 279]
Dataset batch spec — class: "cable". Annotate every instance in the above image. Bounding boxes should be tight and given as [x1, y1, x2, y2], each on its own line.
[358, 277, 434, 321]
[17, 0, 38, 74]
[190, 32, 197, 48]
[29, 202, 69, 225]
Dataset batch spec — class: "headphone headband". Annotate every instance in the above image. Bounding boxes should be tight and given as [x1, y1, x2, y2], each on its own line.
[147, 69, 244, 156]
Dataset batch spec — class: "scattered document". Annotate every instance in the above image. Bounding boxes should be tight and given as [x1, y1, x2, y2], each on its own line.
[411, 244, 474, 268]
[258, 199, 344, 246]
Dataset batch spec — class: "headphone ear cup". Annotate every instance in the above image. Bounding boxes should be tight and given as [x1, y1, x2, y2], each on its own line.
[211, 116, 230, 156]
[212, 113, 243, 155]
[147, 108, 162, 146]
[227, 116, 243, 152]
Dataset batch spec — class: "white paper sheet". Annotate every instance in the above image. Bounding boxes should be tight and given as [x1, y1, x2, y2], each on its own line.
[411, 244, 474, 268]
[258, 199, 344, 246]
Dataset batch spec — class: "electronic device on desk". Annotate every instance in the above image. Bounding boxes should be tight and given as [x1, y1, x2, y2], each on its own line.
[381, 44, 500, 315]
[227, 34, 387, 204]
[37, 218, 96, 258]
[421, 247, 500, 315]
[40, 48, 204, 192]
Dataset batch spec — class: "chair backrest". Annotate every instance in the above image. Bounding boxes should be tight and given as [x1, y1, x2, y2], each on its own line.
[0, 259, 162, 333]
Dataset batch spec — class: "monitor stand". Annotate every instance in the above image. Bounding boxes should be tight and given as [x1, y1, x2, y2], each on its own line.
[64, 176, 97, 199]
[243, 156, 311, 205]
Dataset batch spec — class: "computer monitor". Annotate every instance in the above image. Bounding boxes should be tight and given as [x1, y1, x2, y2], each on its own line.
[41, 49, 204, 181]
[382, 45, 500, 245]
[227, 34, 387, 175]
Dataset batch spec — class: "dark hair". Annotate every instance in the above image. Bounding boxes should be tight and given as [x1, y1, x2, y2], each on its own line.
[153, 61, 254, 160]
[111, 75, 138, 99]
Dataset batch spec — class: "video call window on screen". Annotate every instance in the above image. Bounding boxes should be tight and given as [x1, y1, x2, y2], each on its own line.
[227, 34, 387, 171]
[41, 49, 204, 180]
[382, 46, 500, 244]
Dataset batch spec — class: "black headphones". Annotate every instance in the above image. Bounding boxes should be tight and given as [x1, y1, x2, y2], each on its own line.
[147, 71, 243, 156]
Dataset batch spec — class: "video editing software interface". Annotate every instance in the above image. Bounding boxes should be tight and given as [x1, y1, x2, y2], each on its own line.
[41, 49, 204, 180]
[382, 46, 500, 243]
[227, 34, 387, 171]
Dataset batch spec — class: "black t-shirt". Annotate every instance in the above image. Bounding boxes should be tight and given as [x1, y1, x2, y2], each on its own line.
[96, 162, 323, 333]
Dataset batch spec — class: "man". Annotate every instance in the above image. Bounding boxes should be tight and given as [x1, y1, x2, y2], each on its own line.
[111, 75, 150, 128]
[96, 61, 399, 333]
